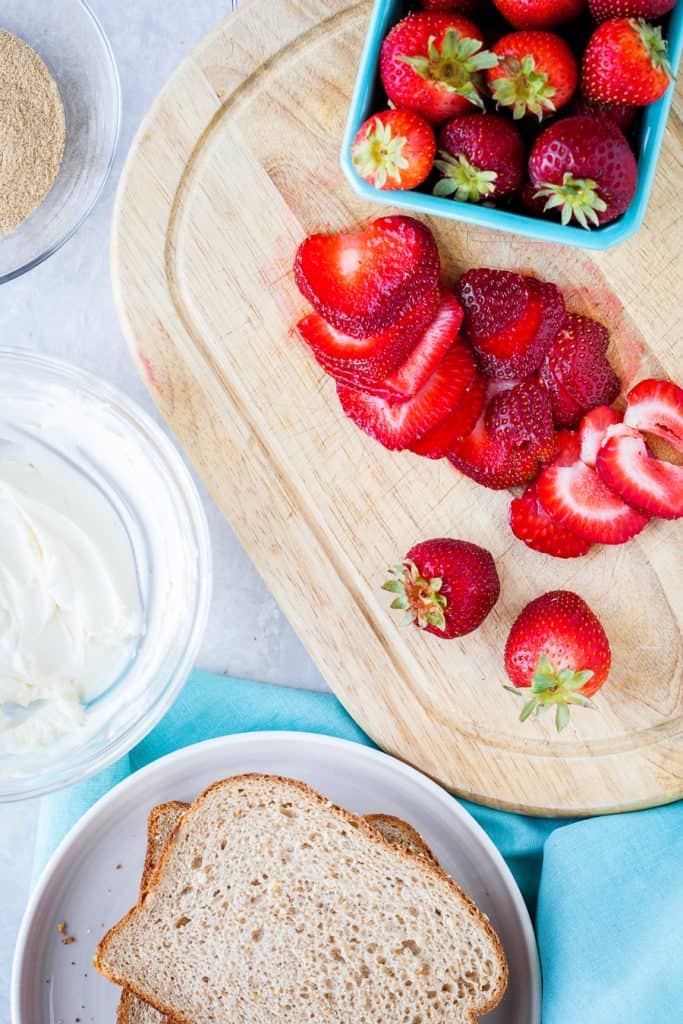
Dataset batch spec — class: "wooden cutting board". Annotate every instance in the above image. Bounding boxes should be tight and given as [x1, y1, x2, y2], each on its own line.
[112, 0, 683, 816]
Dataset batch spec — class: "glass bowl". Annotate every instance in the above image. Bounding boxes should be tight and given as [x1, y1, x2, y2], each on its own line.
[0, 0, 120, 283]
[0, 349, 212, 800]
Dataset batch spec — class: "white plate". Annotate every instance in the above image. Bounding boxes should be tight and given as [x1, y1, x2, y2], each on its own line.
[12, 732, 541, 1023]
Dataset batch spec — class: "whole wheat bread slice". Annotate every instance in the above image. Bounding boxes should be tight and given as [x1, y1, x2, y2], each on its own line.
[97, 775, 507, 1024]
[118, 806, 440, 1024]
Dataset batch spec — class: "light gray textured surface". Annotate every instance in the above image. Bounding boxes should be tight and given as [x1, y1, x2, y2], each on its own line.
[0, 2, 327, 1018]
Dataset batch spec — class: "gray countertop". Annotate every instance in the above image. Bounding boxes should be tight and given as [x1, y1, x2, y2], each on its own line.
[0, 2, 327, 1017]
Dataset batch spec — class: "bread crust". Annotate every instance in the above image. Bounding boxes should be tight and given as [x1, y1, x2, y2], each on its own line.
[96, 774, 508, 1023]
[364, 812, 440, 866]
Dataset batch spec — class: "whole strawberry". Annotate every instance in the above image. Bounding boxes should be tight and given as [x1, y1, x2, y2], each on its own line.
[493, 0, 585, 29]
[351, 110, 436, 190]
[421, 0, 486, 12]
[582, 18, 673, 106]
[383, 538, 500, 638]
[529, 115, 638, 228]
[539, 313, 621, 427]
[487, 31, 578, 119]
[567, 94, 639, 132]
[588, 1, 676, 22]
[504, 590, 611, 730]
[434, 114, 525, 202]
[380, 13, 498, 124]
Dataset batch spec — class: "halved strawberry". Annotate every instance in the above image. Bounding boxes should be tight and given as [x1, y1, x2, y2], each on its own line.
[337, 340, 476, 451]
[596, 423, 683, 520]
[537, 454, 650, 544]
[294, 216, 440, 339]
[510, 480, 593, 558]
[297, 286, 440, 383]
[456, 268, 565, 379]
[409, 373, 487, 458]
[579, 405, 622, 468]
[623, 378, 683, 453]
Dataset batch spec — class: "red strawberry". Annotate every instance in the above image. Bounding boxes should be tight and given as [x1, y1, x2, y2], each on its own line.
[337, 340, 476, 450]
[581, 18, 673, 106]
[596, 423, 683, 519]
[487, 31, 579, 120]
[579, 405, 622, 466]
[623, 378, 683, 453]
[588, 1, 676, 21]
[504, 590, 611, 731]
[456, 268, 565, 379]
[409, 373, 487, 457]
[537, 449, 650, 543]
[449, 380, 549, 488]
[529, 115, 638, 228]
[380, 13, 497, 124]
[553, 428, 583, 465]
[351, 109, 436, 191]
[492, 0, 586, 30]
[294, 216, 440, 339]
[539, 314, 621, 427]
[510, 480, 594, 557]
[421, 0, 486, 13]
[486, 380, 555, 460]
[297, 285, 439, 369]
[434, 114, 526, 202]
[383, 537, 500, 639]
[567, 94, 639, 132]
[303, 290, 461, 401]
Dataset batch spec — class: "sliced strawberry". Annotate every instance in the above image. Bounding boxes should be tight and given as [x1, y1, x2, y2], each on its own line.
[337, 340, 476, 451]
[294, 216, 440, 339]
[539, 314, 621, 428]
[456, 268, 565, 379]
[409, 374, 486, 458]
[623, 378, 683, 454]
[379, 291, 465, 401]
[551, 428, 582, 466]
[297, 287, 439, 393]
[596, 423, 683, 520]
[537, 455, 650, 544]
[486, 380, 554, 462]
[579, 405, 622, 468]
[510, 480, 593, 558]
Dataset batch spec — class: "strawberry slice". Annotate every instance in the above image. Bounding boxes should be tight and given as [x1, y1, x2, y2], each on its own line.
[378, 291, 465, 401]
[456, 268, 565, 379]
[294, 216, 440, 339]
[510, 481, 593, 559]
[537, 453, 650, 544]
[623, 378, 683, 454]
[539, 313, 621, 428]
[596, 423, 683, 520]
[299, 287, 440, 394]
[579, 405, 622, 467]
[337, 340, 476, 450]
[486, 380, 554, 462]
[550, 428, 582, 466]
[409, 374, 486, 458]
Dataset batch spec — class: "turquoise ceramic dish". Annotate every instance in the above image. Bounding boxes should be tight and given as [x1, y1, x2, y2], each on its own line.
[341, 0, 683, 250]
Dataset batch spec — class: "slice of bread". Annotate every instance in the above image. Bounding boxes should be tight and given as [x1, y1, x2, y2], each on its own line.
[118, 805, 439, 1024]
[97, 774, 507, 1024]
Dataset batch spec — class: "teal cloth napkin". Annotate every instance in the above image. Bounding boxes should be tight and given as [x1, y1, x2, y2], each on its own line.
[35, 671, 683, 1023]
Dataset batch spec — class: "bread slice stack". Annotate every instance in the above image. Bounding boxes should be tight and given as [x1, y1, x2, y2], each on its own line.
[98, 775, 507, 1024]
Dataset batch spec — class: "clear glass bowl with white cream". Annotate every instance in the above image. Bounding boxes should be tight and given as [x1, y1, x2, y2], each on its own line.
[0, 349, 211, 800]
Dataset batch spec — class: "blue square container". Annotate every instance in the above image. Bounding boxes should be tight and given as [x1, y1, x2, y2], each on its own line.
[341, 0, 683, 250]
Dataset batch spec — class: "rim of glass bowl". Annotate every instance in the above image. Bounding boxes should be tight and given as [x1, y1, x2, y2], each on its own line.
[0, 347, 213, 801]
[0, 0, 122, 285]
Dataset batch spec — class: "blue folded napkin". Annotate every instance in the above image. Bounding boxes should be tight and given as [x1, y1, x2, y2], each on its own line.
[35, 671, 683, 1023]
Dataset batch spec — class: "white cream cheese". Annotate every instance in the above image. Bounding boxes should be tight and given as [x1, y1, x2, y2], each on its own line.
[0, 442, 144, 754]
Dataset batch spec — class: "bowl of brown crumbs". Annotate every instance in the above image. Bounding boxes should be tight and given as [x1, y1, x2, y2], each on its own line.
[0, 0, 120, 282]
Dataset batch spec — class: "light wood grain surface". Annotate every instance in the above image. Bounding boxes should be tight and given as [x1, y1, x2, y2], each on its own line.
[111, 0, 683, 816]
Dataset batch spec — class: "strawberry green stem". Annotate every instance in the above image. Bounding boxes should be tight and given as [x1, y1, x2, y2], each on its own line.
[351, 117, 410, 188]
[490, 55, 556, 121]
[504, 653, 595, 732]
[632, 18, 673, 80]
[433, 151, 497, 202]
[399, 30, 498, 111]
[533, 173, 608, 230]
[382, 559, 447, 631]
